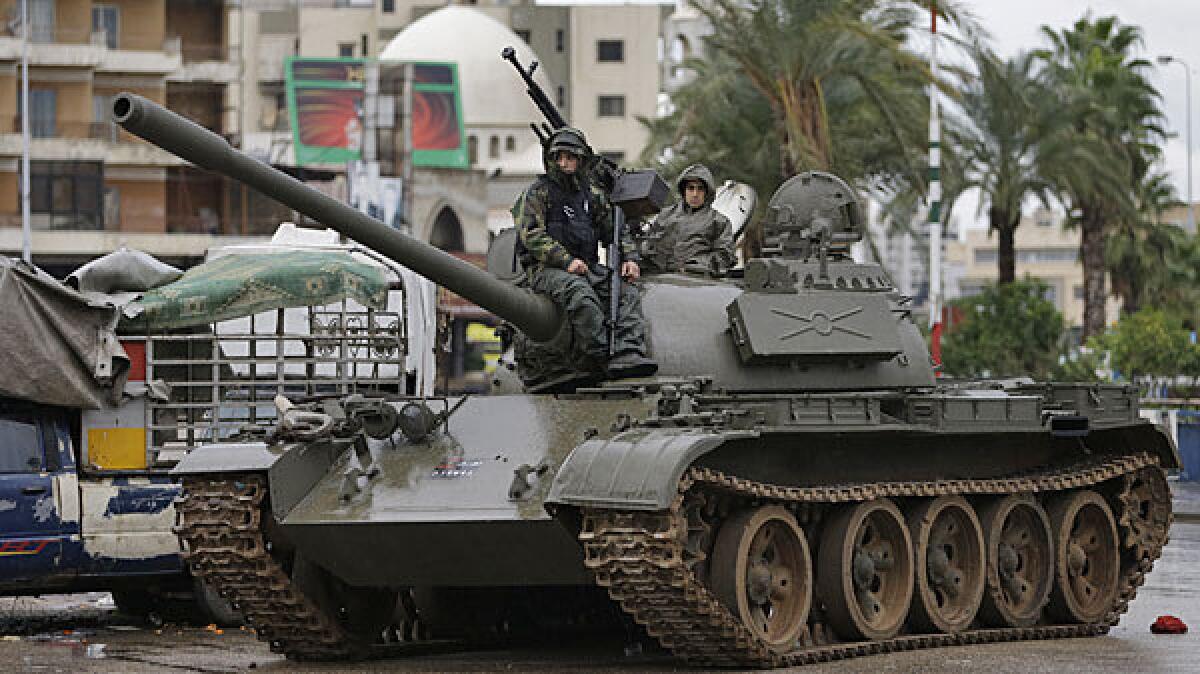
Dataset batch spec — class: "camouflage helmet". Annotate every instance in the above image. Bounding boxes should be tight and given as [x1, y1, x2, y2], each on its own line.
[547, 127, 589, 158]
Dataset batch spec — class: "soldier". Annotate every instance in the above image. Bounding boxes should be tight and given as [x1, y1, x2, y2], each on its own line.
[644, 164, 736, 275]
[511, 127, 658, 379]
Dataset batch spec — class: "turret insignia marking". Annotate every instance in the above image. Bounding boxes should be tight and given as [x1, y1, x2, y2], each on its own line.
[771, 306, 869, 340]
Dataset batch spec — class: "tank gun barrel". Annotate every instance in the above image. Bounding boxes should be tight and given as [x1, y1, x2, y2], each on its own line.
[111, 93, 561, 342]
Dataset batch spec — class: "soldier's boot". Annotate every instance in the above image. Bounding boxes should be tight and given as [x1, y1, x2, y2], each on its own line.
[605, 352, 658, 380]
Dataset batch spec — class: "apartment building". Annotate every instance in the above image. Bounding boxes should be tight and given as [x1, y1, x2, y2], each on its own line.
[0, 0, 254, 274]
[944, 209, 1122, 339]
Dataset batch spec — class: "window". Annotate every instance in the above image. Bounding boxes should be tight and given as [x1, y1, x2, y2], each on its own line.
[515, 29, 531, 44]
[488, 135, 499, 159]
[92, 94, 118, 141]
[467, 135, 478, 165]
[338, 43, 355, 58]
[556, 86, 566, 107]
[555, 29, 565, 53]
[0, 413, 44, 473]
[382, 0, 395, 13]
[29, 88, 56, 138]
[597, 39, 624, 62]
[505, 136, 515, 152]
[1073, 285, 1085, 300]
[29, 161, 103, 230]
[597, 95, 625, 117]
[29, 0, 54, 44]
[92, 5, 119, 49]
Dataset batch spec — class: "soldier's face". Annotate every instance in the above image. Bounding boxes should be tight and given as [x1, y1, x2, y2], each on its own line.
[555, 151, 579, 174]
[684, 181, 707, 208]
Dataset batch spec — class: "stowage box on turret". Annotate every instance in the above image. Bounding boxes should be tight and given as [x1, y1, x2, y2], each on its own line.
[114, 93, 1179, 667]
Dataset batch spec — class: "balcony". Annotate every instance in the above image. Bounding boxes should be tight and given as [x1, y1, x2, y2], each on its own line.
[167, 39, 239, 83]
[0, 116, 183, 166]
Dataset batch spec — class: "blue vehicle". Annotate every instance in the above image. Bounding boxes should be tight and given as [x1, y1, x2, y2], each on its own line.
[0, 397, 234, 622]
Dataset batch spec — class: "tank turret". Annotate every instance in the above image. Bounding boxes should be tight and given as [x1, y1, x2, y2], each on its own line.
[112, 93, 561, 342]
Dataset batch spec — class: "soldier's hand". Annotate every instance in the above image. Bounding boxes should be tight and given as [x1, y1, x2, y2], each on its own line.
[567, 258, 589, 275]
[621, 261, 641, 281]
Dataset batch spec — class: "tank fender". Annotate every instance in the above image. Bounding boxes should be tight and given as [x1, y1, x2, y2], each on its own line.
[170, 442, 281, 476]
[547, 428, 757, 511]
[1142, 420, 1183, 471]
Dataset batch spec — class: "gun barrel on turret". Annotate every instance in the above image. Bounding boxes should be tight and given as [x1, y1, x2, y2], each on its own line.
[111, 92, 561, 342]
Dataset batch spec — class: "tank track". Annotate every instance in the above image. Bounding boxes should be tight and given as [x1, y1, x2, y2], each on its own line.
[579, 452, 1171, 668]
[175, 475, 373, 660]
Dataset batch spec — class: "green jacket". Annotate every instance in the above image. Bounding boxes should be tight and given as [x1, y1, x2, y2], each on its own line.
[511, 160, 638, 269]
[644, 163, 735, 274]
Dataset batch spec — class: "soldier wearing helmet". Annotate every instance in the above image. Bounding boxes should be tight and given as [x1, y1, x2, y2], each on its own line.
[511, 128, 657, 380]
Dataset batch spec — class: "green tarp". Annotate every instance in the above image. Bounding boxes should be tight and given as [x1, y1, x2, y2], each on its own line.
[120, 251, 389, 332]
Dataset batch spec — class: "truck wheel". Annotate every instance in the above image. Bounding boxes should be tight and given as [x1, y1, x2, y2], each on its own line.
[193, 576, 242, 626]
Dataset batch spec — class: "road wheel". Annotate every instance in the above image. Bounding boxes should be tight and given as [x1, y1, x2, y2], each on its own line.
[978, 494, 1054, 627]
[292, 552, 397, 643]
[710, 504, 812, 653]
[1047, 490, 1120, 624]
[817, 499, 913, 641]
[907, 496, 985, 633]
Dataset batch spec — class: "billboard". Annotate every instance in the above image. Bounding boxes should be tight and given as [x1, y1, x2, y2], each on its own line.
[409, 62, 468, 169]
[285, 58, 467, 169]
[285, 57, 366, 165]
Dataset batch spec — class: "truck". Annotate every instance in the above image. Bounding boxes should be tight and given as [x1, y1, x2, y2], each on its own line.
[0, 226, 436, 621]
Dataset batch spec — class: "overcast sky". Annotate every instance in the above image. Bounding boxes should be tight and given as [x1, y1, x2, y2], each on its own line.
[954, 0, 1195, 228]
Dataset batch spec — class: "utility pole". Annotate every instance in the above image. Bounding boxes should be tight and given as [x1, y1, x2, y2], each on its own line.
[20, 0, 32, 263]
[1158, 55, 1194, 232]
[927, 3, 943, 364]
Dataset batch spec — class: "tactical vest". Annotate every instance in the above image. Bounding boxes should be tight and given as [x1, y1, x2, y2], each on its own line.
[541, 176, 598, 266]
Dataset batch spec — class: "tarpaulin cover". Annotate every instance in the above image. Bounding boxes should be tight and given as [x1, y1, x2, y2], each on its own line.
[119, 251, 389, 332]
[0, 257, 129, 409]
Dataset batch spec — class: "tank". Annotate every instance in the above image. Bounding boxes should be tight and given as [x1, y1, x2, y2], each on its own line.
[114, 93, 1180, 667]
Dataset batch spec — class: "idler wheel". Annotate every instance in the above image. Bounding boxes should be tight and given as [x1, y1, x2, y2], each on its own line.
[817, 499, 913, 641]
[978, 494, 1054, 627]
[1118, 466, 1172, 562]
[292, 552, 398, 644]
[1047, 490, 1121, 624]
[907, 496, 986, 633]
[710, 504, 812, 652]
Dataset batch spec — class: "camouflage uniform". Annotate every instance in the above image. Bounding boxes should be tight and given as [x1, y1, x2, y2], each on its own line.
[643, 164, 736, 275]
[511, 129, 650, 368]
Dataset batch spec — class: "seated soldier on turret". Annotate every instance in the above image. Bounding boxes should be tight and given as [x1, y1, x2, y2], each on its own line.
[642, 164, 736, 276]
[511, 127, 658, 380]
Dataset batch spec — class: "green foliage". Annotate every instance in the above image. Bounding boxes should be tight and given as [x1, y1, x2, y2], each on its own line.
[940, 279, 1064, 379]
[1098, 308, 1198, 379]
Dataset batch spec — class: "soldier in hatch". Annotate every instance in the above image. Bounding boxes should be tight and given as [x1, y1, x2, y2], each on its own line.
[643, 164, 736, 275]
[511, 127, 658, 379]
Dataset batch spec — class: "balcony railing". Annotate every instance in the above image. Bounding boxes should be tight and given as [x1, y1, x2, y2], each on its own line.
[11, 117, 127, 142]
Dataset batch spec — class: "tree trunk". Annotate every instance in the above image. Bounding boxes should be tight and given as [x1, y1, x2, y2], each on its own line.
[991, 207, 1017, 284]
[1079, 203, 1108, 338]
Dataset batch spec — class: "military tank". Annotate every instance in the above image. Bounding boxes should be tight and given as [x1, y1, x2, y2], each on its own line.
[113, 93, 1178, 667]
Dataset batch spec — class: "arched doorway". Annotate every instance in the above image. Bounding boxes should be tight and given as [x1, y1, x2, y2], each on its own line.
[429, 206, 464, 251]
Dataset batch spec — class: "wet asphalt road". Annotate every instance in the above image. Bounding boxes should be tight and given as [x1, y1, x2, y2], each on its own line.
[3, 522, 1198, 673]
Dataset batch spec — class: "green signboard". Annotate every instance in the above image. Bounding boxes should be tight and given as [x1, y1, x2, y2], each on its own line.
[408, 62, 468, 169]
[286, 58, 467, 169]
[285, 57, 366, 165]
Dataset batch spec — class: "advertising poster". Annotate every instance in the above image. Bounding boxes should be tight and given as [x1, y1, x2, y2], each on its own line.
[348, 160, 405, 231]
[410, 62, 468, 169]
[286, 57, 366, 165]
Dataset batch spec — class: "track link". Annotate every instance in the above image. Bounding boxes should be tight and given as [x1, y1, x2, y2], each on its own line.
[175, 475, 367, 660]
[579, 452, 1171, 668]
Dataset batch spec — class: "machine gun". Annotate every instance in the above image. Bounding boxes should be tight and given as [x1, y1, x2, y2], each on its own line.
[501, 46, 668, 356]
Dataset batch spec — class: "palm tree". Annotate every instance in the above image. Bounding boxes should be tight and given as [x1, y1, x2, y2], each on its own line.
[1106, 170, 1189, 315]
[950, 47, 1117, 284]
[1036, 15, 1167, 337]
[688, 0, 970, 183]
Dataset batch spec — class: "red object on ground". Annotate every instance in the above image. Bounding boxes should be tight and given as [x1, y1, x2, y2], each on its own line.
[1151, 615, 1188, 634]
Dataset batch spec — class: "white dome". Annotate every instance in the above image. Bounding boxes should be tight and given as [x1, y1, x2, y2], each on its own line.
[380, 7, 555, 129]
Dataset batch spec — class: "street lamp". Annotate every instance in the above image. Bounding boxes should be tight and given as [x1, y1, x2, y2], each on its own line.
[1159, 54, 1194, 233]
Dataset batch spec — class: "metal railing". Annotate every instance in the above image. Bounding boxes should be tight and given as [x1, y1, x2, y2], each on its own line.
[142, 298, 410, 465]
